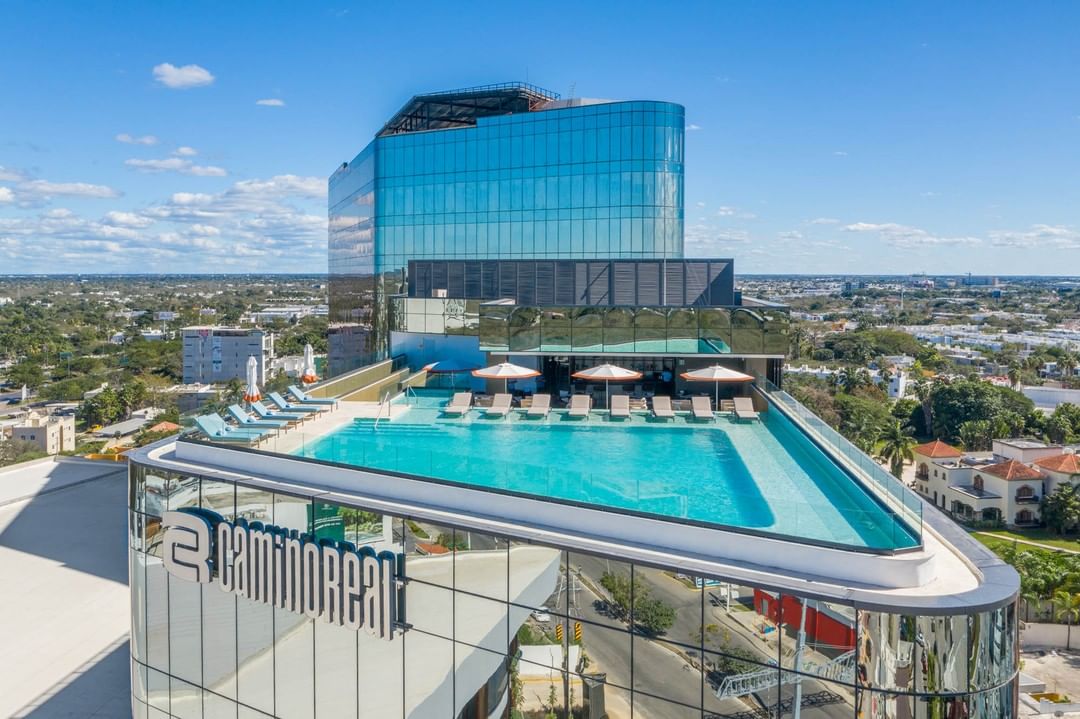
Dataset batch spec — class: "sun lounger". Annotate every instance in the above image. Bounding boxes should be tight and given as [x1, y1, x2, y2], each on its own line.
[609, 394, 630, 420]
[719, 399, 736, 414]
[268, 391, 324, 414]
[691, 396, 715, 421]
[486, 393, 512, 417]
[526, 393, 551, 418]
[443, 392, 473, 416]
[651, 395, 675, 420]
[251, 400, 306, 423]
[287, 385, 338, 407]
[568, 394, 591, 419]
[227, 404, 289, 429]
[734, 396, 760, 422]
[195, 414, 268, 443]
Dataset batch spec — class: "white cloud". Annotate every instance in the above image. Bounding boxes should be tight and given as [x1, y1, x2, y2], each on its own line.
[125, 157, 227, 177]
[833, 150, 848, 157]
[686, 123, 702, 131]
[0, 172, 328, 272]
[0, 166, 25, 182]
[174, 146, 198, 157]
[808, 217, 841, 225]
[115, 133, 159, 146]
[715, 205, 756, 220]
[695, 201, 706, 208]
[989, 225, 1080, 249]
[104, 211, 153, 228]
[18, 179, 120, 199]
[778, 230, 803, 241]
[152, 63, 214, 89]
[256, 98, 286, 107]
[0, 187, 14, 204]
[843, 222, 981, 247]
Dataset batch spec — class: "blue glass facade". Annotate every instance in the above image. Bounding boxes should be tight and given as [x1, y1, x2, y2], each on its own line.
[328, 96, 686, 375]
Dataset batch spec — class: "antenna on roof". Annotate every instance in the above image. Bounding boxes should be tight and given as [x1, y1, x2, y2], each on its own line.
[567, 82, 576, 101]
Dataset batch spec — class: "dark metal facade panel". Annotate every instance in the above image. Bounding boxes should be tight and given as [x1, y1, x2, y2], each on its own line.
[613, 262, 637, 305]
[407, 259, 737, 307]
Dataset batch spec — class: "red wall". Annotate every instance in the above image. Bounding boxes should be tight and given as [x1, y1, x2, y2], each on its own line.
[753, 589, 855, 649]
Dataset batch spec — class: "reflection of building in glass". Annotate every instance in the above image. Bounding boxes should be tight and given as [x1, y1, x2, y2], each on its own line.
[134, 83, 1021, 718]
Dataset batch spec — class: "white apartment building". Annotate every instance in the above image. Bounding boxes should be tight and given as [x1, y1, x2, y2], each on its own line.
[9, 411, 76, 455]
[913, 438, 1079, 527]
[181, 326, 272, 385]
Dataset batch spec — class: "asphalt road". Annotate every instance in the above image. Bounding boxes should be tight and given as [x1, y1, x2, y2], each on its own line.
[568, 556, 857, 719]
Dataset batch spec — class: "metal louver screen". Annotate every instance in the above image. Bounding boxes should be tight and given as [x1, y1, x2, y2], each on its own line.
[637, 262, 661, 305]
[612, 262, 637, 305]
[587, 263, 610, 305]
[555, 262, 576, 305]
[664, 262, 684, 305]
[535, 262, 555, 305]
[447, 262, 465, 298]
[481, 261, 498, 299]
[686, 262, 708, 306]
[517, 262, 536, 305]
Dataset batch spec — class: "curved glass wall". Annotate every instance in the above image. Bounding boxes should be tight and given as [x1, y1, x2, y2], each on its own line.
[329, 100, 685, 375]
[129, 462, 1017, 719]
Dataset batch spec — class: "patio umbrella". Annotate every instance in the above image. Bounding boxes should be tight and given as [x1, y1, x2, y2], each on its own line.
[471, 362, 541, 394]
[300, 343, 319, 385]
[571, 363, 643, 409]
[423, 359, 479, 389]
[243, 355, 261, 403]
[679, 365, 754, 408]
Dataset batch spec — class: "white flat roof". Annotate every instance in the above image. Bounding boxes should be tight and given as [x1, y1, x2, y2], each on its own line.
[0, 458, 130, 717]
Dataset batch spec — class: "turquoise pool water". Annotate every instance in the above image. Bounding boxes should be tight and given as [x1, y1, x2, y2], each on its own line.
[296, 391, 920, 550]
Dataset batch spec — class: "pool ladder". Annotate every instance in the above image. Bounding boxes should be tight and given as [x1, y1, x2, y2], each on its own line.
[373, 390, 393, 430]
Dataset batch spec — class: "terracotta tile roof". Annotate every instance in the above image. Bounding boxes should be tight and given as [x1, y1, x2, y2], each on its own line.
[980, 459, 1043, 482]
[913, 439, 963, 458]
[1034, 453, 1080, 474]
[147, 421, 181, 433]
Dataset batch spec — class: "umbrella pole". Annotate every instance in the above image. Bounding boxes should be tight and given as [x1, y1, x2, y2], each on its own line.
[715, 382, 719, 411]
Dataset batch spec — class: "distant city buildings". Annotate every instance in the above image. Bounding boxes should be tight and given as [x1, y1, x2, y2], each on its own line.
[181, 326, 271, 384]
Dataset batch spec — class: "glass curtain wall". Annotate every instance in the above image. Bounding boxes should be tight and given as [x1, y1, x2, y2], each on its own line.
[130, 462, 1017, 719]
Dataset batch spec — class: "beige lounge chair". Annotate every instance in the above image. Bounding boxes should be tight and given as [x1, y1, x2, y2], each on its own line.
[526, 393, 551, 418]
[443, 392, 473, 416]
[734, 396, 760, 422]
[486, 393, 512, 417]
[651, 395, 675, 420]
[568, 394, 591, 419]
[609, 394, 630, 420]
[719, 399, 736, 414]
[691, 396, 714, 421]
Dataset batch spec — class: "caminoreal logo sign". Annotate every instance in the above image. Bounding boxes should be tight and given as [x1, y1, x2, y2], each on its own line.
[162, 509, 403, 641]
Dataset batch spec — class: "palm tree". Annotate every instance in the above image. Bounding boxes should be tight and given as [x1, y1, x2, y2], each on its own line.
[1007, 365, 1021, 389]
[1052, 589, 1080, 650]
[876, 419, 917, 479]
[912, 378, 933, 433]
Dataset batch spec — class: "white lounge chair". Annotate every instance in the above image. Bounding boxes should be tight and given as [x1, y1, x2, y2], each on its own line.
[691, 396, 714, 421]
[443, 392, 473, 416]
[568, 394, 591, 419]
[609, 394, 630, 420]
[734, 396, 760, 422]
[719, 399, 736, 415]
[651, 395, 675, 420]
[526, 394, 551, 419]
[486, 393, 512, 417]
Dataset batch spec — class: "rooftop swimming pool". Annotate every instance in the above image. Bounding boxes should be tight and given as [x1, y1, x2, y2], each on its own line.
[294, 390, 921, 551]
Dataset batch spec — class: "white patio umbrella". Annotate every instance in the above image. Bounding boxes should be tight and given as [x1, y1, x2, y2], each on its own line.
[471, 362, 541, 394]
[571, 363, 643, 409]
[679, 365, 754, 407]
[301, 343, 319, 385]
[243, 355, 261, 403]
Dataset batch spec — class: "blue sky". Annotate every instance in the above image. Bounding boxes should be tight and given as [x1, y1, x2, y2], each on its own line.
[2, 1, 1079, 275]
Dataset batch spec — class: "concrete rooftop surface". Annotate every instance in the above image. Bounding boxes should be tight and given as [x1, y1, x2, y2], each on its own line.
[0, 457, 130, 718]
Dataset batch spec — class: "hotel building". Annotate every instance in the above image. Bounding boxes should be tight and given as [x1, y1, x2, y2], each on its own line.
[130, 84, 1020, 719]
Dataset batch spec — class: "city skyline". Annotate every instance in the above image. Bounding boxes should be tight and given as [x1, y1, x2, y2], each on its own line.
[2, 1, 1080, 274]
